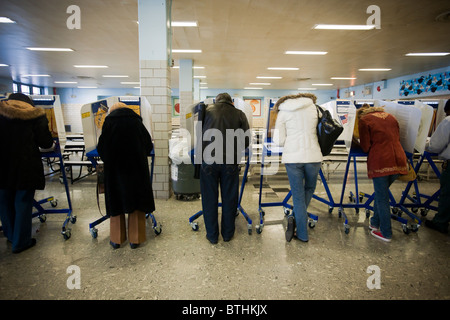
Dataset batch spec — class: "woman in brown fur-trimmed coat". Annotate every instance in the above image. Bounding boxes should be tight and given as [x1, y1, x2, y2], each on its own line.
[97, 102, 155, 249]
[358, 106, 408, 242]
[0, 93, 54, 253]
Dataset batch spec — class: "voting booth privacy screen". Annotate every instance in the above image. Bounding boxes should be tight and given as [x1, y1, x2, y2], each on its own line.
[81, 96, 153, 153]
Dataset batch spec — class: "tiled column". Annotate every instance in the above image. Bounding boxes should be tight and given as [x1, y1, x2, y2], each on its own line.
[193, 78, 200, 102]
[179, 59, 193, 128]
[138, 0, 171, 199]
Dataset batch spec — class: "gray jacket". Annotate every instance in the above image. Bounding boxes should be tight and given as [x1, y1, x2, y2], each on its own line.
[426, 116, 450, 160]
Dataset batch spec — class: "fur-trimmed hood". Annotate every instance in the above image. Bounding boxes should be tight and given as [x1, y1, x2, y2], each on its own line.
[0, 99, 45, 120]
[359, 106, 386, 116]
[274, 93, 317, 112]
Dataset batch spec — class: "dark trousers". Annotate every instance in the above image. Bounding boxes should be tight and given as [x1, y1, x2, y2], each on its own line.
[200, 163, 239, 242]
[0, 189, 35, 252]
[433, 164, 450, 228]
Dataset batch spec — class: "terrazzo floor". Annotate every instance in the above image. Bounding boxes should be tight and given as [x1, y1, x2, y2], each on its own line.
[0, 161, 449, 304]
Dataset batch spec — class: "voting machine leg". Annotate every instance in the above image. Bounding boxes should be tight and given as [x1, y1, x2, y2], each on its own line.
[189, 152, 253, 235]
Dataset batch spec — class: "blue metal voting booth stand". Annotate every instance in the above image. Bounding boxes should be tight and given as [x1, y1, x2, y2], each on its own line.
[83, 97, 161, 239]
[337, 148, 421, 234]
[34, 141, 75, 240]
[86, 148, 161, 238]
[186, 99, 254, 234]
[398, 151, 440, 217]
[256, 100, 324, 234]
[395, 100, 441, 217]
[188, 149, 253, 235]
[32, 97, 75, 240]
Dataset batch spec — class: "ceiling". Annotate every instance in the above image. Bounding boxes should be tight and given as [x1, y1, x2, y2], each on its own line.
[0, 0, 449, 91]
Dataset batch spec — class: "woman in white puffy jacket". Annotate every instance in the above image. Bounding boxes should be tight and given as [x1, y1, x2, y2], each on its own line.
[272, 93, 323, 242]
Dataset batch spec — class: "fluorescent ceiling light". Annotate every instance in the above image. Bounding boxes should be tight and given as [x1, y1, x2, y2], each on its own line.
[200, 87, 208, 89]
[312, 83, 333, 86]
[298, 88, 317, 90]
[0, 64, 8, 67]
[171, 66, 204, 69]
[194, 76, 206, 78]
[257, 76, 282, 79]
[120, 82, 140, 85]
[102, 75, 129, 78]
[54, 81, 78, 84]
[285, 51, 327, 55]
[171, 21, 198, 27]
[172, 49, 202, 53]
[74, 65, 108, 68]
[405, 52, 449, 56]
[244, 87, 263, 90]
[267, 67, 299, 70]
[249, 83, 271, 85]
[27, 47, 73, 52]
[331, 77, 357, 80]
[22, 74, 50, 77]
[0, 17, 16, 23]
[359, 68, 391, 71]
[314, 24, 375, 30]
[78, 86, 97, 89]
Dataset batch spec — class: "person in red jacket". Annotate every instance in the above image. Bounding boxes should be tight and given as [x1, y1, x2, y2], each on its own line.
[358, 106, 408, 242]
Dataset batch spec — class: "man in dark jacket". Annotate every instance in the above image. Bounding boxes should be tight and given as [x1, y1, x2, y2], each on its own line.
[0, 93, 54, 253]
[198, 93, 250, 244]
[97, 102, 155, 249]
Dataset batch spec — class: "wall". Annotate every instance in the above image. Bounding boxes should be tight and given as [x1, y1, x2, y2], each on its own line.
[338, 66, 450, 101]
[39, 66, 450, 133]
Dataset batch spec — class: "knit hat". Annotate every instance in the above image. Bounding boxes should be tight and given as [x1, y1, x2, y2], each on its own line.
[8, 93, 35, 107]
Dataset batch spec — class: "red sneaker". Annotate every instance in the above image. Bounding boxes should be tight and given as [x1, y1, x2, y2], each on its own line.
[369, 223, 379, 231]
[370, 230, 391, 242]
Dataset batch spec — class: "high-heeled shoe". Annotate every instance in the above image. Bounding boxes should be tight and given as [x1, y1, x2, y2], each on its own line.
[130, 243, 139, 249]
[110, 241, 120, 249]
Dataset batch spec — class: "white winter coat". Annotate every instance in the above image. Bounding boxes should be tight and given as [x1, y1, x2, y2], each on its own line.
[272, 97, 323, 164]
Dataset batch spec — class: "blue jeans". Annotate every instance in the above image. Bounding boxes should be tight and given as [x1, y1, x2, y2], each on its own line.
[0, 189, 35, 251]
[285, 163, 321, 241]
[371, 175, 398, 239]
[200, 163, 239, 242]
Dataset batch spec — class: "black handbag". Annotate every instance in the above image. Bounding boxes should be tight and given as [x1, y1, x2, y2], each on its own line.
[315, 105, 344, 156]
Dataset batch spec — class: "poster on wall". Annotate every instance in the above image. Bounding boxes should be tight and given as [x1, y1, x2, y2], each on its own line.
[244, 98, 262, 117]
[399, 71, 450, 97]
[172, 97, 180, 117]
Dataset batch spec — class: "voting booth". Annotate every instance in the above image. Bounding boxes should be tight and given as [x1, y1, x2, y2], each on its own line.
[81, 96, 153, 155]
[394, 100, 440, 216]
[80, 96, 160, 239]
[181, 97, 254, 234]
[31, 95, 74, 240]
[257, 99, 333, 234]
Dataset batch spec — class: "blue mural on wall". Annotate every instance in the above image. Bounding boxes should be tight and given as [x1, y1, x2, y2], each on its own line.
[399, 71, 449, 96]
